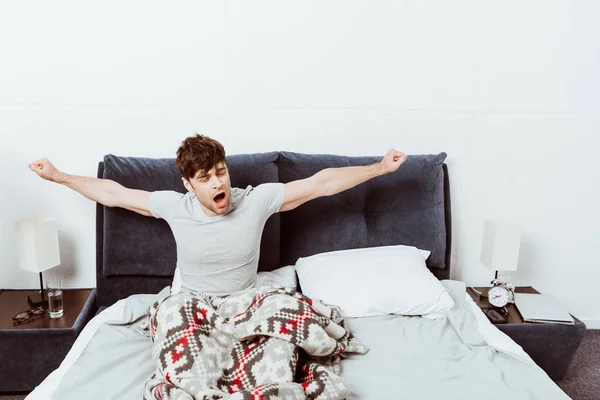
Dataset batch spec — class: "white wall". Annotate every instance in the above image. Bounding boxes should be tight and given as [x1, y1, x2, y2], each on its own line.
[1, 1, 598, 327]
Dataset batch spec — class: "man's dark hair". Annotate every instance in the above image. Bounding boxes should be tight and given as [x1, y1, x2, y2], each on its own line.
[176, 134, 226, 180]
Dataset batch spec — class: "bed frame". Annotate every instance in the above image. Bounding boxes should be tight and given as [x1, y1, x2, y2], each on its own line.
[95, 151, 452, 308]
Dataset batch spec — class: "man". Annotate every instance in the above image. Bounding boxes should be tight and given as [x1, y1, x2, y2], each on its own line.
[29, 134, 407, 294]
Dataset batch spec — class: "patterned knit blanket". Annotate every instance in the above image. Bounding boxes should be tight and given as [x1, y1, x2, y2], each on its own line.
[143, 287, 368, 400]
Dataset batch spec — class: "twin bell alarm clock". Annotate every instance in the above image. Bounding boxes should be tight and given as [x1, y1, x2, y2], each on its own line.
[487, 277, 516, 308]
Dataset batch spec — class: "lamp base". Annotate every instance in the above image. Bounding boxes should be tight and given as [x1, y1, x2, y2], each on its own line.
[27, 271, 47, 308]
[27, 292, 46, 308]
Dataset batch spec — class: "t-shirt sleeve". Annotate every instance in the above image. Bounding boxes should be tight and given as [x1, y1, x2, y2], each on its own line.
[250, 183, 285, 217]
[148, 190, 184, 220]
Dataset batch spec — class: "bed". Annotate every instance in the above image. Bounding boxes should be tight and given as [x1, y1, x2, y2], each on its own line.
[26, 151, 570, 399]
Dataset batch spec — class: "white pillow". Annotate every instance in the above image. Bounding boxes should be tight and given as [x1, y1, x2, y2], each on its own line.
[255, 265, 298, 290]
[295, 245, 454, 318]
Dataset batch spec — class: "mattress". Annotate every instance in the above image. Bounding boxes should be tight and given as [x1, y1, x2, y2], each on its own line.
[25, 281, 569, 400]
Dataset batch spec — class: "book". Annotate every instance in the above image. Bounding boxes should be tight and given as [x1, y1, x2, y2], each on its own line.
[514, 293, 574, 325]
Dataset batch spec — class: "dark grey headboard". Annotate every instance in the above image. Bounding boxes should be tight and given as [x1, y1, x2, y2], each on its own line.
[96, 152, 451, 307]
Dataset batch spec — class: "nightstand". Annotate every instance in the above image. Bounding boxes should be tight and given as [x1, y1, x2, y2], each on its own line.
[468, 286, 586, 381]
[0, 288, 97, 392]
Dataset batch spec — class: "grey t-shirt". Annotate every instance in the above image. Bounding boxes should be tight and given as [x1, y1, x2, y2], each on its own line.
[148, 183, 285, 295]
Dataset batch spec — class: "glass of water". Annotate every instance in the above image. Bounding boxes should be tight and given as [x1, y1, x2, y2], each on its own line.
[46, 277, 64, 319]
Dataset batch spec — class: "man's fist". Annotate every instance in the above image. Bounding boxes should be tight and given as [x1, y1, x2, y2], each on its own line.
[29, 158, 62, 182]
[379, 149, 407, 174]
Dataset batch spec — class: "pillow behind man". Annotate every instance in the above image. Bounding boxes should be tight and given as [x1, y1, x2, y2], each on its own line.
[295, 245, 454, 318]
[254, 265, 298, 290]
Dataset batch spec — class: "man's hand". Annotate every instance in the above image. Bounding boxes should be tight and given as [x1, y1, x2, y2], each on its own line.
[29, 158, 64, 183]
[379, 148, 407, 174]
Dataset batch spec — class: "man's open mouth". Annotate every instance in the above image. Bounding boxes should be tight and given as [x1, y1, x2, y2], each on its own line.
[213, 192, 226, 206]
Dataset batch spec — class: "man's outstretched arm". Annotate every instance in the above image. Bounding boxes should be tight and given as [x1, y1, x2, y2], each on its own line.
[29, 158, 152, 216]
[279, 149, 407, 212]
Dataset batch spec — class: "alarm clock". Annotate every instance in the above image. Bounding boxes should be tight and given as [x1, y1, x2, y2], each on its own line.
[487, 278, 515, 308]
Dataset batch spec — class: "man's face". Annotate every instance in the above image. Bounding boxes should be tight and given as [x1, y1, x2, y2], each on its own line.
[183, 162, 232, 217]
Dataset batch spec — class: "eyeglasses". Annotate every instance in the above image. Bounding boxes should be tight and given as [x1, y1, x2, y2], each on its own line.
[13, 306, 45, 325]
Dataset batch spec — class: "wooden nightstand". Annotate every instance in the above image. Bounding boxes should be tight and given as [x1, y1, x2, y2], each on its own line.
[0, 288, 97, 392]
[468, 286, 541, 324]
[467, 286, 586, 381]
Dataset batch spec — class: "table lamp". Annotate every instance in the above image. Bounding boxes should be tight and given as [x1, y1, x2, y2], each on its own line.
[15, 216, 61, 307]
[480, 219, 522, 281]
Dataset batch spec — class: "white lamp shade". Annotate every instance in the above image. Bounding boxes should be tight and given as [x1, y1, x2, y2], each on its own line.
[15, 216, 61, 273]
[480, 220, 522, 272]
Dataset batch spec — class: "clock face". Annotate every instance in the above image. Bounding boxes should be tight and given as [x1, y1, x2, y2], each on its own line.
[488, 286, 509, 307]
